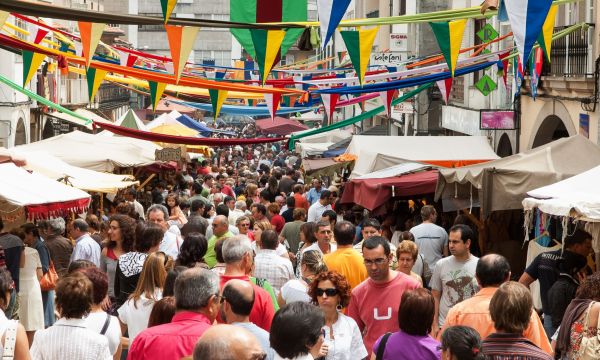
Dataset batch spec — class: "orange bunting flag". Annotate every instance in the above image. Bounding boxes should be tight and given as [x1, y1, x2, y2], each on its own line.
[165, 24, 200, 83]
[78, 21, 106, 68]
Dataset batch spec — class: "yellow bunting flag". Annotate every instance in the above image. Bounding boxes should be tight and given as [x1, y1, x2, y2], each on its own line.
[0, 11, 9, 30]
[78, 21, 106, 68]
[86, 67, 108, 103]
[537, 5, 558, 62]
[340, 27, 379, 86]
[22, 51, 46, 87]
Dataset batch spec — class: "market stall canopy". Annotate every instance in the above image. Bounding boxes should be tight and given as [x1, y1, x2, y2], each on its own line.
[176, 115, 236, 137]
[16, 131, 161, 172]
[98, 109, 146, 136]
[45, 108, 112, 131]
[341, 170, 439, 211]
[346, 136, 498, 178]
[255, 117, 308, 136]
[523, 165, 600, 221]
[18, 151, 139, 193]
[436, 135, 600, 217]
[356, 161, 434, 179]
[146, 99, 195, 114]
[0, 162, 91, 221]
[294, 129, 353, 157]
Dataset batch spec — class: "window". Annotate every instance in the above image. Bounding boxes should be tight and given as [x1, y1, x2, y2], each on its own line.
[399, 0, 406, 16]
[138, 13, 164, 31]
[366, 10, 379, 18]
[472, 19, 486, 83]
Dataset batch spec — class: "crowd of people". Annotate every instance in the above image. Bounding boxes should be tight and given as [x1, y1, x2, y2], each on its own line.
[0, 144, 595, 360]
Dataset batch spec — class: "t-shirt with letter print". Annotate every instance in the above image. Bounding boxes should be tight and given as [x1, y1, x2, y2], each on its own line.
[430, 254, 479, 326]
[347, 271, 421, 357]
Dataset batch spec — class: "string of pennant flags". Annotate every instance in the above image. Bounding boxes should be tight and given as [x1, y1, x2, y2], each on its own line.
[0, 0, 586, 127]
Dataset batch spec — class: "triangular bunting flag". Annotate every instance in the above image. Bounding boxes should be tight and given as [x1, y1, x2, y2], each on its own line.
[378, 89, 397, 117]
[22, 51, 46, 87]
[263, 92, 282, 121]
[78, 21, 106, 68]
[28, 24, 49, 45]
[250, 29, 286, 85]
[513, 55, 524, 97]
[118, 50, 138, 68]
[208, 89, 228, 119]
[317, 0, 352, 48]
[86, 67, 108, 102]
[148, 81, 167, 112]
[529, 47, 544, 100]
[160, 0, 178, 23]
[320, 93, 340, 123]
[497, 52, 510, 88]
[165, 24, 200, 83]
[504, 0, 553, 65]
[0, 11, 9, 30]
[537, 5, 558, 63]
[436, 78, 453, 105]
[340, 27, 378, 86]
[429, 19, 467, 77]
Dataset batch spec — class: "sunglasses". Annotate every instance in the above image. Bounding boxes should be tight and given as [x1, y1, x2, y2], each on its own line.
[315, 288, 338, 297]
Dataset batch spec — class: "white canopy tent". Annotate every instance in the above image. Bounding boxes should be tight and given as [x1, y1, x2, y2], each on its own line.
[0, 163, 91, 221]
[345, 136, 499, 178]
[19, 152, 139, 194]
[523, 165, 600, 222]
[293, 129, 352, 158]
[16, 131, 160, 172]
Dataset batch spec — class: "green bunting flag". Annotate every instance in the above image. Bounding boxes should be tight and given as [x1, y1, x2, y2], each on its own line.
[86, 67, 108, 103]
[208, 89, 228, 119]
[148, 81, 167, 112]
[429, 19, 467, 77]
[160, 0, 178, 23]
[340, 27, 378, 86]
[22, 50, 46, 87]
[250, 29, 286, 85]
[230, 0, 306, 60]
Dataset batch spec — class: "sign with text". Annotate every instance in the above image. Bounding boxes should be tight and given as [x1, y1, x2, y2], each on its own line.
[155, 148, 182, 162]
[480, 110, 515, 130]
[370, 52, 405, 66]
[389, 33, 408, 52]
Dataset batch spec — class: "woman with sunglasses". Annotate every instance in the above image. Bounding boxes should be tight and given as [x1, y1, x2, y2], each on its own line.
[308, 271, 367, 360]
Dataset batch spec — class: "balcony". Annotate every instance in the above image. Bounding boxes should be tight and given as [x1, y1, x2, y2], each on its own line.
[95, 83, 131, 111]
[529, 25, 597, 98]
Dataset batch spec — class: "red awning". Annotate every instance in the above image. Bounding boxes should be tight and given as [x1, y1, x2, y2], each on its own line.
[255, 117, 308, 136]
[340, 170, 439, 211]
[93, 121, 286, 146]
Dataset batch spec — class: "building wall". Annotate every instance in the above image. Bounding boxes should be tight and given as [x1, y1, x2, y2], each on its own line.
[518, 1, 599, 149]
[0, 47, 32, 148]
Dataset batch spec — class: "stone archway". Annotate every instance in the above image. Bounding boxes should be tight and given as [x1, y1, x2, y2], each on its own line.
[532, 115, 570, 148]
[42, 118, 55, 139]
[14, 118, 26, 146]
[496, 133, 513, 157]
[526, 99, 576, 150]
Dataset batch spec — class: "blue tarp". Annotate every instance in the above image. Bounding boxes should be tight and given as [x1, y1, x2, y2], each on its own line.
[171, 100, 315, 117]
[176, 115, 236, 137]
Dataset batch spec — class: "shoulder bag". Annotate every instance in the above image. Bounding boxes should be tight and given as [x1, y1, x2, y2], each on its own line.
[39, 261, 58, 291]
[577, 302, 600, 359]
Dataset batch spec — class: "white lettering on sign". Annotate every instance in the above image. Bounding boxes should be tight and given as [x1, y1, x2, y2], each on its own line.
[373, 307, 392, 320]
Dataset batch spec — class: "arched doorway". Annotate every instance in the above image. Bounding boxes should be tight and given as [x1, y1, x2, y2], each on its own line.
[532, 115, 570, 148]
[14, 118, 26, 146]
[42, 118, 55, 139]
[496, 133, 513, 157]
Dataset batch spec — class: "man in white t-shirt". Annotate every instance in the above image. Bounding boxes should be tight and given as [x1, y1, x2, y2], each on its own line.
[409, 205, 448, 271]
[306, 190, 333, 223]
[430, 224, 479, 334]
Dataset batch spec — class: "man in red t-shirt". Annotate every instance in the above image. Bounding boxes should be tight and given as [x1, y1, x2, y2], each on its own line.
[348, 236, 421, 356]
[218, 235, 275, 331]
[217, 174, 236, 198]
[292, 184, 309, 211]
